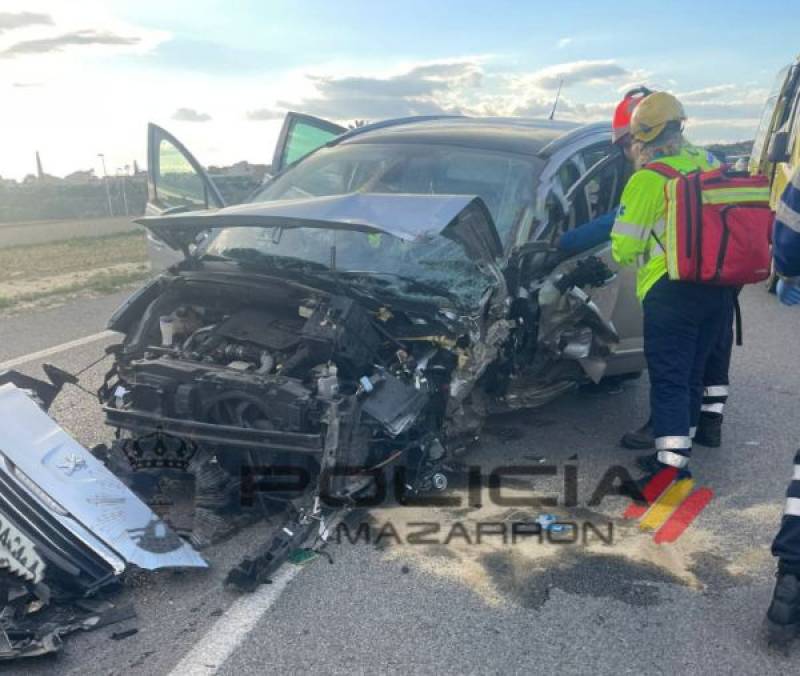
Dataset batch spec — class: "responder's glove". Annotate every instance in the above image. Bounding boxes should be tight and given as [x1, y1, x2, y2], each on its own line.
[777, 277, 800, 306]
[554, 255, 616, 293]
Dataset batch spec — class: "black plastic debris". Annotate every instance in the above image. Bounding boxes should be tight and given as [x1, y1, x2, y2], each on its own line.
[111, 628, 139, 641]
[0, 574, 137, 661]
[226, 516, 315, 592]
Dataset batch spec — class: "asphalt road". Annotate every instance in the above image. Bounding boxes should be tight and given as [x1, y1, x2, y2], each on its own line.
[2, 284, 800, 675]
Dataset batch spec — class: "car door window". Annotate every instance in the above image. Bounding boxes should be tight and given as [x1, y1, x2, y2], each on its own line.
[751, 66, 791, 171]
[157, 139, 211, 210]
[147, 123, 225, 214]
[535, 143, 625, 244]
[272, 113, 347, 174]
[788, 88, 800, 157]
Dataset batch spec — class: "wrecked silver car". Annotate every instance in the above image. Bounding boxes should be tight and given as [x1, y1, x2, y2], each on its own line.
[93, 115, 646, 585]
[0, 115, 647, 618]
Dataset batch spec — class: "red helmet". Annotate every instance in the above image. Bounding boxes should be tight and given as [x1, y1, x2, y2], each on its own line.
[612, 86, 653, 144]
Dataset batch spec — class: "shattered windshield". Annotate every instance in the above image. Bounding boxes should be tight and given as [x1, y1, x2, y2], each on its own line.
[253, 142, 542, 244]
[206, 143, 542, 309]
[206, 224, 494, 310]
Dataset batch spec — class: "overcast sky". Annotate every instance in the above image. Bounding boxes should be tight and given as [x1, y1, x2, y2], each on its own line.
[0, 0, 796, 179]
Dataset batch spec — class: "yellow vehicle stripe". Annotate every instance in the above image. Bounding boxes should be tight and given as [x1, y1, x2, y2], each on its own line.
[639, 477, 695, 531]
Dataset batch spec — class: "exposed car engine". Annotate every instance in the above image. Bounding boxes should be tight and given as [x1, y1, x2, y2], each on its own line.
[98, 273, 461, 571]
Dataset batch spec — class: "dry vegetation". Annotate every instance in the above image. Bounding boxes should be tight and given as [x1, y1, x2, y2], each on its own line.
[0, 231, 152, 312]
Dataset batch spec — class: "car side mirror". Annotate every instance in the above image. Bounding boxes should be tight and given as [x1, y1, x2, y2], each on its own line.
[768, 130, 791, 163]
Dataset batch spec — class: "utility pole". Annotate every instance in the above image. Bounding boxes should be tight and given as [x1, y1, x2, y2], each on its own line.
[549, 79, 564, 120]
[119, 166, 130, 216]
[98, 153, 114, 217]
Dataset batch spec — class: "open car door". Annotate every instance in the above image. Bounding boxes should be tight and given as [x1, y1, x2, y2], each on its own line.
[145, 123, 226, 267]
[534, 147, 644, 382]
[146, 123, 225, 215]
[272, 112, 346, 174]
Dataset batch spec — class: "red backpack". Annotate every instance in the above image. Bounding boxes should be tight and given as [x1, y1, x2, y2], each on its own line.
[646, 163, 773, 286]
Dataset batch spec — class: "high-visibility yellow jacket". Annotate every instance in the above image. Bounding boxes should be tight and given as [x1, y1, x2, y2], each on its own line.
[611, 145, 720, 300]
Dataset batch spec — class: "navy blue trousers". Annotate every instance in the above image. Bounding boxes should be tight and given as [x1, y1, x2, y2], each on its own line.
[643, 276, 734, 450]
[701, 292, 735, 414]
[773, 450, 800, 572]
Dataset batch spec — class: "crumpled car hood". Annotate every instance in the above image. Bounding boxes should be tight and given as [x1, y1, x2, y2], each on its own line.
[136, 192, 503, 263]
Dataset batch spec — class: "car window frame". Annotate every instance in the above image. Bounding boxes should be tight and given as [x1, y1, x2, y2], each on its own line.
[522, 135, 618, 246]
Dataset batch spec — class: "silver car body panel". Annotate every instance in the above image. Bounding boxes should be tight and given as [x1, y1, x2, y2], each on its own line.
[0, 384, 207, 572]
[0, 506, 46, 583]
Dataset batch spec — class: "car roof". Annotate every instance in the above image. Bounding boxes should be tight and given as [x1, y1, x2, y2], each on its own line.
[336, 116, 610, 157]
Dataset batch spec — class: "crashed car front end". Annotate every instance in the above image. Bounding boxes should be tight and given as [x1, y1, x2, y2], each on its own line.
[0, 189, 620, 620]
[91, 194, 507, 583]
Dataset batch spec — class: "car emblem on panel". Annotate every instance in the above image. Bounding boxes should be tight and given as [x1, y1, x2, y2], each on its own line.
[57, 453, 87, 476]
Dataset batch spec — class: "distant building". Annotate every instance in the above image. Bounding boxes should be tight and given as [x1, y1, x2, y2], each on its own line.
[208, 161, 270, 181]
[64, 169, 98, 184]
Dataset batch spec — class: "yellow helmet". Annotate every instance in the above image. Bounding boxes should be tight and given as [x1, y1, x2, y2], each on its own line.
[630, 91, 686, 143]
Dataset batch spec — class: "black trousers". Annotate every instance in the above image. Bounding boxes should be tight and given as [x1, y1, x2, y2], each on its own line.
[772, 449, 800, 572]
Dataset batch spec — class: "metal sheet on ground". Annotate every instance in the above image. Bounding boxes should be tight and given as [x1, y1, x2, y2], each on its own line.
[0, 383, 207, 571]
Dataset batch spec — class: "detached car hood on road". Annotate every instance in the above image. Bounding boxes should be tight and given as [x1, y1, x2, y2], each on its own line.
[136, 192, 503, 263]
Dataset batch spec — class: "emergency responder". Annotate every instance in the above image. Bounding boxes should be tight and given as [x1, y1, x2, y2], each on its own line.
[558, 88, 735, 455]
[766, 163, 800, 642]
[610, 92, 733, 481]
[557, 87, 649, 257]
[617, 91, 734, 452]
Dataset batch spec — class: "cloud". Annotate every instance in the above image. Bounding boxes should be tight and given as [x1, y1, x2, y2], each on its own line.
[530, 59, 633, 89]
[557, 37, 573, 49]
[512, 95, 615, 121]
[275, 60, 482, 120]
[172, 107, 212, 122]
[0, 11, 52, 34]
[687, 117, 761, 129]
[246, 108, 285, 121]
[678, 84, 738, 101]
[1, 29, 140, 58]
[276, 94, 452, 120]
[311, 74, 444, 98]
[406, 62, 482, 79]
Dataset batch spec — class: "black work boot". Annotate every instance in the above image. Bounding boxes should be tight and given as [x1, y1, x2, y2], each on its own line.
[636, 452, 692, 480]
[636, 452, 665, 475]
[620, 419, 655, 450]
[619, 458, 690, 501]
[766, 570, 800, 649]
[694, 412, 723, 448]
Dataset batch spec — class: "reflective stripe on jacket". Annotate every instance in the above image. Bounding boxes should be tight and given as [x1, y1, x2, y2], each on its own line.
[611, 145, 719, 300]
[774, 165, 800, 278]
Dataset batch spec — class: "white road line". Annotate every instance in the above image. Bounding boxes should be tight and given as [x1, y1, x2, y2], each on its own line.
[169, 565, 301, 676]
[0, 330, 117, 371]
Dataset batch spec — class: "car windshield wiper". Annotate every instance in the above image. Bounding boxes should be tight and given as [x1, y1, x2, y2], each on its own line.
[216, 248, 332, 274]
[335, 270, 459, 302]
